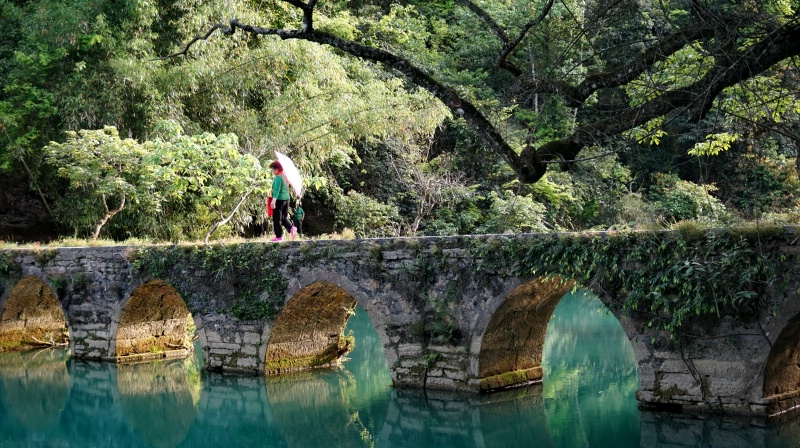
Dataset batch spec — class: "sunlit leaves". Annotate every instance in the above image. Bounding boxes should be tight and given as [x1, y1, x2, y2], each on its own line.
[626, 46, 714, 106]
[624, 117, 667, 146]
[44, 126, 147, 237]
[44, 122, 269, 240]
[688, 132, 741, 156]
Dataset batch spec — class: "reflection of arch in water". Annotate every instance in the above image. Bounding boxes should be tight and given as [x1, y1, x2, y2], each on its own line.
[186, 373, 278, 446]
[479, 386, 557, 448]
[0, 348, 71, 432]
[763, 312, 800, 416]
[265, 281, 357, 373]
[113, 280, 194, 362]
[0, 276, 69, 351]
[474, 276, 574, 391]
[264, 291, 393, 448]
[117, 357, 201, 448]
[376, 387, 556, 448]
[265, 370, 368, 447]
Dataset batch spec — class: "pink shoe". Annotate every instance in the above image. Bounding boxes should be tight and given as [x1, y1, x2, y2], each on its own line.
[290, 226, 297, 240]
[270, 237, 283, 242]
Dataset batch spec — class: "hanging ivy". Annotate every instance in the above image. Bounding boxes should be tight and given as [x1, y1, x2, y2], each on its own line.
[470, 225, 796, 336]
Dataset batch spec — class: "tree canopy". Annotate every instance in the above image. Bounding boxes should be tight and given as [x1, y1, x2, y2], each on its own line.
[167, 0, 800, 184]
[1, 0, 799, 241]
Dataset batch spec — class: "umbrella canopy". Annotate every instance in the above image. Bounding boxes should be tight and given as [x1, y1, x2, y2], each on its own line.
[274, 151, 302, 198]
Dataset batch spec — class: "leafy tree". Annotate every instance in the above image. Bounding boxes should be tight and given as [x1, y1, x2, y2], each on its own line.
[146, 121, 271, 243]
[476, 190, 549, 234]
[334, 190, 399, 237]
[44, 126, 149, 239]
[164, 0, 800, 185]
[647, 173, 729, 224]
[44, 122, 270, 242]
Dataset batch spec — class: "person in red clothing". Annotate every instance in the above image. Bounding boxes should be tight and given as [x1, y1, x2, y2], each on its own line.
[268, 161, 297, 241]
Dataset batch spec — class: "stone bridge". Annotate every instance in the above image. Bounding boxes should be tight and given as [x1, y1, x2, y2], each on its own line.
[2, 228, 800, 417]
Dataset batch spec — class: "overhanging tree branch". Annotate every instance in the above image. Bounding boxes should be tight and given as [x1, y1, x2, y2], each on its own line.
[162, 16, 548, 182]
[161, 1, 800, 185]
[457, 0, 555, 76]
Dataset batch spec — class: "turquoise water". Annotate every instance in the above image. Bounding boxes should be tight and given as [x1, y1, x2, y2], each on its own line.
[1, 291, 799, 447]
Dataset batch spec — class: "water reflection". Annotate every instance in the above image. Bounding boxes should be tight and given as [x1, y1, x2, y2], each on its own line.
[264, 304, 392, 448]
[117, 357, 201, 448]
[543, 291, 640, 447]
[640, 411, 800, 448]
[2, 293, 800, 447]
[0, 348, 70, 432]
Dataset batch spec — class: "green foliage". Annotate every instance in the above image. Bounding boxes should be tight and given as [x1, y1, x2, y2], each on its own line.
[0, 252, 18, 277]
[647, 173, 729, 224]
[45, 126, 147, 238]
[335, 190, 399, 238]
[477, 191, 548, 234]
[3, 0, 800, 241]
[719, 152, 800, 219]
[130, 243, 287, 320]
[471, 228, 796, 337]
[421, 349, 442, 368]
[35, 248, 57, 266]
[43, 123, 269, 241]
[688, 133, 741, 157]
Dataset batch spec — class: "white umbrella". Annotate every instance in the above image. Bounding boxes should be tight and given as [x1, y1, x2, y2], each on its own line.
[274, 151, 302, 198]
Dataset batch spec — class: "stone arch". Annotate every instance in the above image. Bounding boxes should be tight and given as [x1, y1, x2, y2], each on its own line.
[474, 276, 575, 391]
[0, 276, 69, 351]
[277, 269, 405, 377]
[763, 312, 800, 416]
[114, 280, 193, 362]
[265, 280, 358, 373]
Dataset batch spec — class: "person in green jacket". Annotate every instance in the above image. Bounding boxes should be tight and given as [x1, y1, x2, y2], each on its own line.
[268, 160, 296, 241]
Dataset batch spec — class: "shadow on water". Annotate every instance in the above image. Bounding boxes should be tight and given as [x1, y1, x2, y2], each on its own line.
[4, 293, 800, 447]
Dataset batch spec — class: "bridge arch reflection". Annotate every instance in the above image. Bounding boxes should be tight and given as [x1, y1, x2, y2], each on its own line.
[117, 357, 201, 448]
[0, 348, 71, 432]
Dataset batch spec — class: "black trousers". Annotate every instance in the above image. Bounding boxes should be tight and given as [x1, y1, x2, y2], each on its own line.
[272, 200, 293, 238]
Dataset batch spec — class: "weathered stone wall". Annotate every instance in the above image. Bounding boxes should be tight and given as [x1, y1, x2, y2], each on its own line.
[626, 245, 800, 417]
[0, 247, 137, 358]
[2, 229, 800, 418]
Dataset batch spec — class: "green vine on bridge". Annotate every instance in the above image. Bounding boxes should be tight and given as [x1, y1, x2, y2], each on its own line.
[129, 243, 287, 320]
[470, 224, 797, 336]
